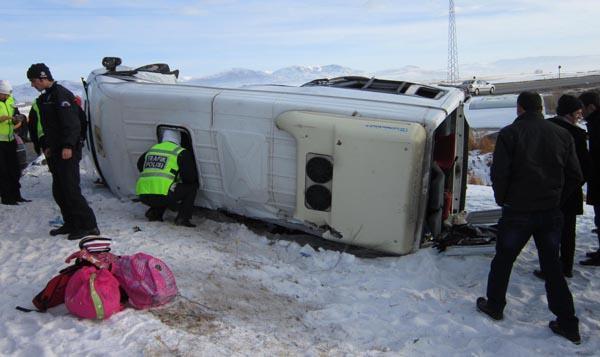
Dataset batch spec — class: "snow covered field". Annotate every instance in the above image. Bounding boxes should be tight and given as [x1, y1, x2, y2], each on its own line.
[1, 159, 599, 356]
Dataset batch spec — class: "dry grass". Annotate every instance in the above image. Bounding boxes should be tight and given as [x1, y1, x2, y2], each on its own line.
[467, 175, 484, 185]
[468, 129, 496, 153]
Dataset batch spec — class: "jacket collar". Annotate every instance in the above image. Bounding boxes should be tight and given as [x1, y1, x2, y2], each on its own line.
[515, 111, 544, 122]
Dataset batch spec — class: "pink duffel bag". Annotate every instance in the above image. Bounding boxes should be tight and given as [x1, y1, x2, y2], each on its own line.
[113, 252, 178, 309]
[65, 266, 122, 320]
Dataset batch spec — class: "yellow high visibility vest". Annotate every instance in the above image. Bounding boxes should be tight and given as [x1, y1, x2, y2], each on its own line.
[0, 95, 15, 142]
[135, 141, 184, 196]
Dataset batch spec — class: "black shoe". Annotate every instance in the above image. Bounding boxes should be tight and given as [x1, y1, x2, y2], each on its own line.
[533, 269, 545, 280]
[549, 320, 581, 345]
[145, 208, 164, 222]
[593, 228, 598, 234]
[564, 270, 573, 278]
[17, 197, 31, 202]
[580, 256, 600, 266]
[175, 217, 196, 228]
[585, 250, 600, 258]
[476, 297, 503, 321]
[67, 227, 101, 240]
[50, 224, 73, 236]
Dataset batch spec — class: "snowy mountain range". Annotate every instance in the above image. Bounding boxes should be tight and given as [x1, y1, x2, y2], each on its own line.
[12, 80, 84, 105]
[11, 55, 600, 104]
[184, 64, 366, 87]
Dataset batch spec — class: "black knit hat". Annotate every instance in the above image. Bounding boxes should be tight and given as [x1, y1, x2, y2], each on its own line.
[579, 91, 600, 108]
[556, 95, 583, 116]
[517, 91, 543, 112]
[26, 63, 53, 81]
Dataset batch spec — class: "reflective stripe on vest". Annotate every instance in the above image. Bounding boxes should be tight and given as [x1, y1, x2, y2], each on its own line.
[32, 99, 44, 140]
[0, 96, 15, 142]
[135, 141, 184, 196]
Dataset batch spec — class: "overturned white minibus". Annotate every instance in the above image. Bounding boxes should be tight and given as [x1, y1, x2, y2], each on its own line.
[84, 58, 473, 255]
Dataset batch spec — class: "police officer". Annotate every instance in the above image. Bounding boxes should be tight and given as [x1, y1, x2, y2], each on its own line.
[136, 129, 199, 227]
[27, 63, 100, 240]
[0, 79, 28, 204]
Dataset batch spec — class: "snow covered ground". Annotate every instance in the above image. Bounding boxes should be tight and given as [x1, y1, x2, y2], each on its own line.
[1, 159, 599, 356]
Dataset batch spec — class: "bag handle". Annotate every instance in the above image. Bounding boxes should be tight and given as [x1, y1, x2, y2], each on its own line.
[66, 250, 110, 270]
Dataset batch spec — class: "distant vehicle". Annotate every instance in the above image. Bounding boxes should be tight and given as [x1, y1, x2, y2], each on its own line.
[465, 94, 547, 129]
[460, 79, 495, 96]
[83, 57, 494, 255]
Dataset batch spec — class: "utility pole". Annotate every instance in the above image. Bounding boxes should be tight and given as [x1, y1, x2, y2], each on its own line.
[447, 0, 459, 83]
[558, 65, 562, 79]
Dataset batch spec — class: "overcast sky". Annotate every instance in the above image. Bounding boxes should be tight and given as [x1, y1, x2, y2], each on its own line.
[3, 0, 600, 84]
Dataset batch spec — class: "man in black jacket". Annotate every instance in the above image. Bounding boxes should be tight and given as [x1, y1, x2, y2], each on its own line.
[533, 95, 590, 277]
[27, 63, 100, 240]
[476, 92, 583, 344]
[579, 91, 600, 265]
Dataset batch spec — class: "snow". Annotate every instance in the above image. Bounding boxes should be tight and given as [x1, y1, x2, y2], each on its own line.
[468, 151, 493, 186]
[1, 157, 600, 355]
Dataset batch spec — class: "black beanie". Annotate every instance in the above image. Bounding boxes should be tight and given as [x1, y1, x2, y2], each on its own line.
[556, 95, 583, 116]
[517, 91, 543, 112]
[27, 63, 53, 81]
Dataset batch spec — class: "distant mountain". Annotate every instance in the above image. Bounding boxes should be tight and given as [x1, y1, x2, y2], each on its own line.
[184, 64, 366, 87]
[460, 55, 600, 80]
[185, 68, 273, 87]
[374, 65, 447, 83]
[13, 80, 84, 105]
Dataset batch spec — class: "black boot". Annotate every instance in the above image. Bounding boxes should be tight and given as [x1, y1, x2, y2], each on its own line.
[585, 249, 600, 258]
[175, 217, 196, 228]
[549, 320, 581, 345]
[68, 227, 101, 240]
[50, 224, 73, 236]
[580, 255, 600, 266]
[145, 208, 164, 222]
[476, 297, 503, 321]
[533, 269, 545, 280]
[17, 196, 31, 202]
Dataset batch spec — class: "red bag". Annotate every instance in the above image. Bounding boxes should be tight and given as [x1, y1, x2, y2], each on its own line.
[31, 265, 80, 312]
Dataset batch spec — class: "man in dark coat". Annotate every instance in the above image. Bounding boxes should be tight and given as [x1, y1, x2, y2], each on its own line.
[533, 95, 590, 277]
[27, 63, 100, 240]
[579, 91, 600, 265]
[476, 92, 583, 344]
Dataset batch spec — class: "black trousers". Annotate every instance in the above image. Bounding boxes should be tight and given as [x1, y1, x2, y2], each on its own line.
[140, 182, 198, 220]
[560, 213, 577, 275]
[46, 149, 98, 230]
[0, 141, 20, 203]
[486, 207, 578, 331]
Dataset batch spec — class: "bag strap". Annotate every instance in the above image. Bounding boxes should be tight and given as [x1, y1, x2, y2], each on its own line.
[16, 306, 39, 313]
